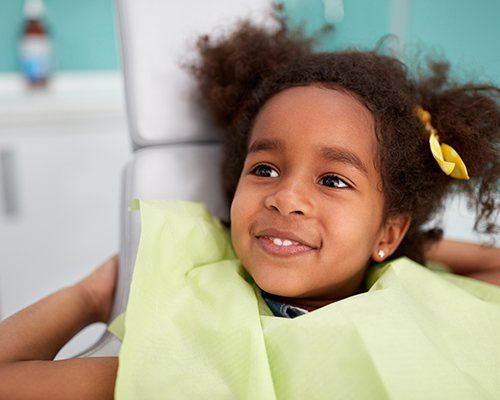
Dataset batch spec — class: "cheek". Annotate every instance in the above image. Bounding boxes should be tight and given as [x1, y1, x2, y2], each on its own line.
[322, 197, 382, 253]
[230, 184, 254, 253]
[230, 177, 263, 224]
[230, 193, 243, 241]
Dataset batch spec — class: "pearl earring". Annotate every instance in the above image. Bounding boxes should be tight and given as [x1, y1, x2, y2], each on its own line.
[377, 250, 385, 259]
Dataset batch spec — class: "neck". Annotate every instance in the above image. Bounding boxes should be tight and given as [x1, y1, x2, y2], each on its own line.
[262, 269, 368, 312]
[262, 292, 337, 311]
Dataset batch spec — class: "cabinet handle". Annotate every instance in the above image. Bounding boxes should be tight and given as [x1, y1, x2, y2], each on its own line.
[0, 148, 19, 217]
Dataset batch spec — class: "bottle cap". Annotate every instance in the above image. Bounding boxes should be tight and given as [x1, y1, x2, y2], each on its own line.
[24, 0, 45, 19]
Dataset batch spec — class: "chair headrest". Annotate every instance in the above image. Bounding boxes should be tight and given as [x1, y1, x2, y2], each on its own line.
[116, 0, 273, 149]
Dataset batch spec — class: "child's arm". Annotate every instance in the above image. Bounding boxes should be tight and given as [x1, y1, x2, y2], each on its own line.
[426, 239, 500, 285]
[0, 256, 119, 399]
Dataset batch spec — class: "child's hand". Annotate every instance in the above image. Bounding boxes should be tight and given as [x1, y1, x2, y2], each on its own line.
[74, 255, 119, 323]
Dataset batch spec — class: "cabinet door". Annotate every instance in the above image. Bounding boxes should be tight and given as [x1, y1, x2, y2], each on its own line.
[0, 125, 130, 358]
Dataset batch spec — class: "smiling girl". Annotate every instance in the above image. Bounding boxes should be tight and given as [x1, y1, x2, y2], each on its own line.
[0, 9, 499, 399]
[231, 86, 405, 309]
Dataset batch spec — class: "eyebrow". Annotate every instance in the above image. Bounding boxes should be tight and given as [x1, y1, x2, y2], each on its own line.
[248, 138, 284, 154]
[248, 138, 369, 177]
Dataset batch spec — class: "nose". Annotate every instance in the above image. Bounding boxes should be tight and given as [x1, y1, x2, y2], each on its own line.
[263, 176, 312, 216]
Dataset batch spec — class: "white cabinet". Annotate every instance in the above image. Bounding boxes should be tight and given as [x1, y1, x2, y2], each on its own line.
[0, 72, 131, 358]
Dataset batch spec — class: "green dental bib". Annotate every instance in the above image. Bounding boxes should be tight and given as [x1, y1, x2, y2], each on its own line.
[111, 200, 500, 399]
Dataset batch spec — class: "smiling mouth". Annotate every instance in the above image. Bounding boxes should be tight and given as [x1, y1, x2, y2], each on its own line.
[255, 235, 317, 257]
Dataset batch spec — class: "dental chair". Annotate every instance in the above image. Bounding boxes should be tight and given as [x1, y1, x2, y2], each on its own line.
[74, 0, 273, 358]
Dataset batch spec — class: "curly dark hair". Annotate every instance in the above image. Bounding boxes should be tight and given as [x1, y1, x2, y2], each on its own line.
[187, 8, 499, 264]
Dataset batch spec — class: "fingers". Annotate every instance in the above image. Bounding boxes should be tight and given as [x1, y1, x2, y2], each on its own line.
[91, 254, 119, 276]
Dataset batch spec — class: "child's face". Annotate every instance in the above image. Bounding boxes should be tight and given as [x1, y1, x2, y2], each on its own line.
[230, 85, 391, 301]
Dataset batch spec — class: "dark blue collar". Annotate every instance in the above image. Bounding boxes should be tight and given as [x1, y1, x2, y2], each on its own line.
[262, 294, 309, 318]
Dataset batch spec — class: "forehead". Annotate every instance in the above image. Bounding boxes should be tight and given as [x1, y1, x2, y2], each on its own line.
[249, 85, 378, 175]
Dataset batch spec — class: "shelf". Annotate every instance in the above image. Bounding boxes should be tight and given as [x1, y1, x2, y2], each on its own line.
[0, 71, 126, 130]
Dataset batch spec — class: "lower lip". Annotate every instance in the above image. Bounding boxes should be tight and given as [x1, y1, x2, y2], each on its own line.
[255, 236, 316, 257]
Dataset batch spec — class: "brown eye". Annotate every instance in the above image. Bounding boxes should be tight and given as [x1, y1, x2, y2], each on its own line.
[319, 175, 350, 189]
[251, 164, 279, 178]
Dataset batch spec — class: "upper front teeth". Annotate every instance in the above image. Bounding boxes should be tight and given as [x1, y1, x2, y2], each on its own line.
[271, 237, 294, 246]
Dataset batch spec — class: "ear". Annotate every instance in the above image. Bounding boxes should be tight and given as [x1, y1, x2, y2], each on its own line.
[372, 214, 411, 262]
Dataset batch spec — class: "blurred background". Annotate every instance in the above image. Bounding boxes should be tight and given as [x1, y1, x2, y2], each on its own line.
[0, 0, 498, 357]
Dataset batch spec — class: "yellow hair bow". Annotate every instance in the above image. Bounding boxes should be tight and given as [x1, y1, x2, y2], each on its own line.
[415, 106, 470, 180]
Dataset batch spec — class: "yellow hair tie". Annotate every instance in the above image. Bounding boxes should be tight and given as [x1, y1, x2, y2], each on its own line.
[415, 106, 470, 180]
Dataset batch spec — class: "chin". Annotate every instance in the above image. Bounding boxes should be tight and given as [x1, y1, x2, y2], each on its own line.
[251, 270, 308, 298]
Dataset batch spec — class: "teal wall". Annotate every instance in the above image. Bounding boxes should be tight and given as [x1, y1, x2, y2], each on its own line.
[0, 0, 498, 83]
[281, 0, 392, 51]
[0, 0, 119, 72]
[407, 0, 500, 85]
[280, 0, 500, 85]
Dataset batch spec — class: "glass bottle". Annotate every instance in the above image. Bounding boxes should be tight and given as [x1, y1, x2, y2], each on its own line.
[18, 0, 53, 88]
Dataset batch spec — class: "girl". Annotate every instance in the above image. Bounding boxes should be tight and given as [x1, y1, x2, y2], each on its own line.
[0, 9, 499, 399]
